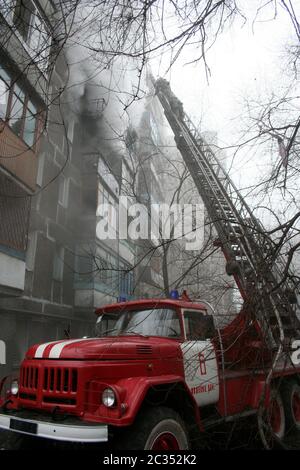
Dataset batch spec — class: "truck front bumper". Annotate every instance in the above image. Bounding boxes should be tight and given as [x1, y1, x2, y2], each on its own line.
[0, 411, 108, 443]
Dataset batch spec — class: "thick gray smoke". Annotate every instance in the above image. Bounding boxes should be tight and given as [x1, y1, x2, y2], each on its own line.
[65, 42, 148, 174]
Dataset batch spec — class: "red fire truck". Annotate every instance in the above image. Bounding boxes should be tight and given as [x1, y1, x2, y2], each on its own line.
[1, 79, 300, 450]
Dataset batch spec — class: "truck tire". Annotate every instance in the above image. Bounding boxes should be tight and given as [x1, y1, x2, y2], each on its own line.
[258, 387, 285, 448]
[281, 380, 300, 432]
[269, 390, 285, 440]
[116, 406, 189, 450]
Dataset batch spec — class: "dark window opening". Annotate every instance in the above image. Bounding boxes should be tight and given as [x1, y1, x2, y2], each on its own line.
[13, 0, 35, 43]
[184, 310, 215, 341]
[0, 65, 39, 148]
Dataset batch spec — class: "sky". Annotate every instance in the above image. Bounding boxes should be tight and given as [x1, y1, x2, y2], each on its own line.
[150, 1, 299, 198]
[68, 1, 299, 228]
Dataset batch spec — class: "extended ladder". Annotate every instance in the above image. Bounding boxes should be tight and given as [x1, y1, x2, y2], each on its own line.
[153, 77, 300, 348]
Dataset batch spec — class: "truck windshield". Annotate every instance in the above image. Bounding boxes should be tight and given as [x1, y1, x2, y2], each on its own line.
[95, 308, 181, 338]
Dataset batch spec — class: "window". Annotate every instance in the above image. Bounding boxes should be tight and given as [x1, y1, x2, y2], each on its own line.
[119, 266, 134, 297]
[13, 0, 35, 43]
[58, 177, 69, 208]
[94, 250, 119, 289]
[150, 113, 160, 145]
[95, 314, 118, 337]
[75, 250, 93, 282]
[184, 311, 215, 341]
[23, 100, 37, 146]
[12, 0, 51, 72]
[97, 256, 108, 284]
[67, 118, 75, 143]
[95, 308, 181, 338]
[36, 151, 45, 187]
[26, 231, 37, 271]
[97, 183, 118, 235]
[98, 158, 119, 196]
[0, 77, 9, 119]
[53, 246, 64, 282]
[10, 84, 25, 138]
[0, 65, 39, 148]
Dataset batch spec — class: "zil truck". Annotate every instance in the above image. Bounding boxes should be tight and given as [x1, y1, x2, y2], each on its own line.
[1, 78, 300, 450]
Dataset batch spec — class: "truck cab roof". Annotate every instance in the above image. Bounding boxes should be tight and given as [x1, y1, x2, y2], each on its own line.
[95, 298, 209, 316]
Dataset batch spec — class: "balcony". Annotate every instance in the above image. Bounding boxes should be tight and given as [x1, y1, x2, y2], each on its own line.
[0, 122, 38, 191]
[0, 172, 30, 296]
[0, 248, 26, 296]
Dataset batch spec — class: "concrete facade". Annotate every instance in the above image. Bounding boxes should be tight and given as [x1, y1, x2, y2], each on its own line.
[0, 1, 93, 377]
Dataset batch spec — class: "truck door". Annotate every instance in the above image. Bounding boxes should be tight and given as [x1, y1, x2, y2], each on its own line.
[181, 310, 219, 407]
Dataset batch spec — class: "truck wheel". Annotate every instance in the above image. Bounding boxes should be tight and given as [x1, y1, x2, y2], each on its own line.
[258, 388, 285, 448]
[116, 407, 189, 450]
[281, 380, 300, 432]
[269, 391, 285, 439]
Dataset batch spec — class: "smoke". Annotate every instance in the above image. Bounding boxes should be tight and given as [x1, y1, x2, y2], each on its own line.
[63, 4, 148, 170]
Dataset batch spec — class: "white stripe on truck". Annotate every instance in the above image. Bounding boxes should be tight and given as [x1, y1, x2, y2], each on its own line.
[35, 338, 98, 359]
[48, 339, 86, 358]
[34, 340, 63, 358]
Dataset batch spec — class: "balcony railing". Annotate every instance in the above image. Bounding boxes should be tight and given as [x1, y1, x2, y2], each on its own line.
[0, 172, 31, 252]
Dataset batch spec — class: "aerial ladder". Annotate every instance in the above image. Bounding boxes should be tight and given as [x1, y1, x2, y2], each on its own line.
[153, 76, 300, 358]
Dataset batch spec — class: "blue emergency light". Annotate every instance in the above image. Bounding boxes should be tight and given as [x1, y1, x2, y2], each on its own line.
[169, 289, 179, 300]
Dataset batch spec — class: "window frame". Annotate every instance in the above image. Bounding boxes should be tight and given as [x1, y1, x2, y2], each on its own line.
[53, 246, 65, 282]
[13, 0, 36, 44]
[182, 309, 215, 341]
[58, 177, 69, 208]
[10, 0, 52, 74]
[119, 265, 134, 298]
[0, 65, 40, 150]
[0, 76, 10, 120]
[96, 307, 183, 339]
[97, 181, 118, 235]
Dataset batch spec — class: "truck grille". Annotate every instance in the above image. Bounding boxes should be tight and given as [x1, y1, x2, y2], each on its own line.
[20, 365, 78, 405]
[20, 365, 39, 390]
[43, 367, 78, 393]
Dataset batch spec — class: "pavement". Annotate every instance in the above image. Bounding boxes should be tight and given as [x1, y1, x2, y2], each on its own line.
[0, 423, 299, 450]
[0, 430, 10, 449]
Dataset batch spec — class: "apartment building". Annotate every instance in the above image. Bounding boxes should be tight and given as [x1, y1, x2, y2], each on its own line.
[0, 0, 60, 376]
[0, 0, 51, 296]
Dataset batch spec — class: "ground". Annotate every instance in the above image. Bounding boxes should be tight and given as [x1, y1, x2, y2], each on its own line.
[0, 423, 299, 450]
[0, 430, 6, 449]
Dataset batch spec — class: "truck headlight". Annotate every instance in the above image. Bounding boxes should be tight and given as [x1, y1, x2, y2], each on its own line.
[102, 388, 116, 407]
[10, 380, 19, 396]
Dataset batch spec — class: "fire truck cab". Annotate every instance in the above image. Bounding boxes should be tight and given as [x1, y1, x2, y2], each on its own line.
[0, 295, 221, 449]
